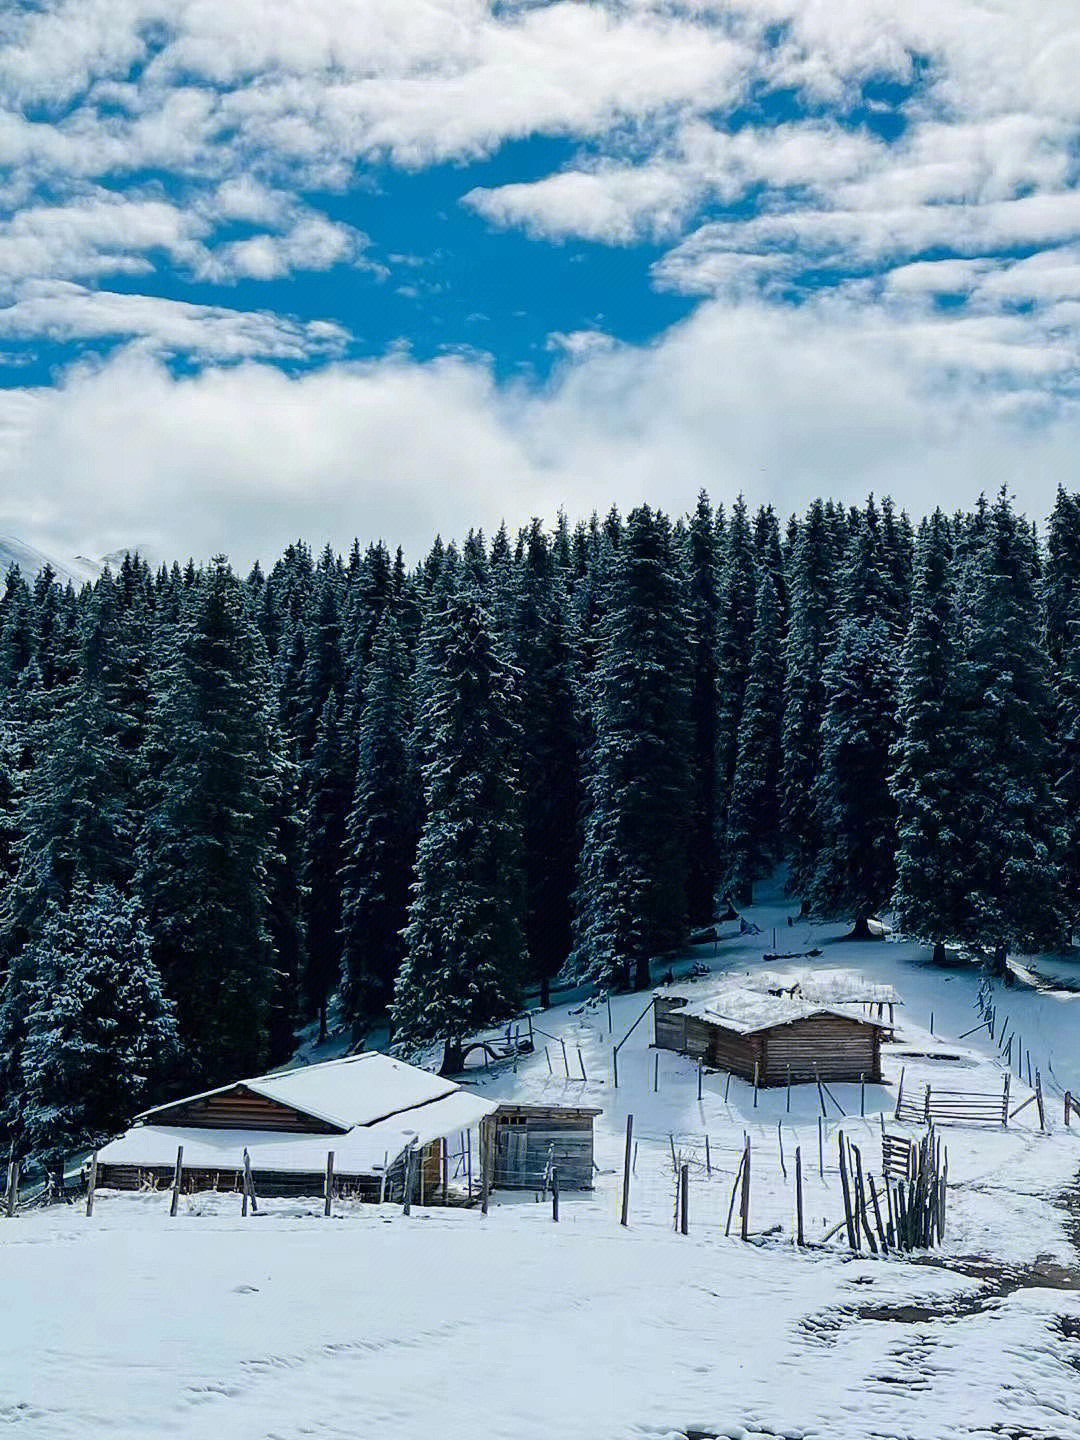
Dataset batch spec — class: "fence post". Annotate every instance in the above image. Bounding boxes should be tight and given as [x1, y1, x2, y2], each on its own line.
[620, 1114, 633, 1226]
[4, 1160, 16, 1218]
[243, 1148, 257, 1215]
[894, 1066, 905, 1120]
[818, 1115, 824, 1179]
[777, 1120, 786, 1179]
[577, 1046, 587, 1082]
[786, 1067, 791, 1114]
[612, 1047, 618, 1089]
[838, 1133, 856, 1250]
[679, 1164, 689, 1235]
[170, 1145, 184, 1217]
[560, 1038, 569, 1078]
[739, 1137, 751, 1241]
[324, 1151, 335, 1217]
[654, 1053, 659, 1093]
[1036, 1071, 1045, 1132]
[795, 1145, 804, 1246]
[85, 1153, 98, 1218]
[697, 1062, 703, 1101]
[1066, 1091, 1073, 1128]
[1002, 1073, 1010, 1128]
[403, 1145, 413, 1215]
[481, 1124, 490, 1216]
[705, 1133, 711, 1175]
[551, 1166, 559, 1222]
[753, 1059, 759, 1108]
[860, 1074, 865, 1118]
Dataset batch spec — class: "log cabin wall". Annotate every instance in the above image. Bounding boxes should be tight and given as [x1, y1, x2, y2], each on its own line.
[653, 997, 688, 1052]
[760, 1016, 881, 1085]
[146, 1085, 343, 1134]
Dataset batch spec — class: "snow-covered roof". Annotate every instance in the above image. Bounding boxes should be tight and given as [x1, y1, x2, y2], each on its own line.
[106, 1053, 500, 1177]
[138, 1052, 460, 1132]
[656, 968, 897, 1036]
[98, 1088, 498, 1178]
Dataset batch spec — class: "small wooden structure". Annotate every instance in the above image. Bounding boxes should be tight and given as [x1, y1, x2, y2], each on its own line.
[95, 1053, 497, 1201]
[481, 1103, 600, 1191]
[654, 971, 895, 1086]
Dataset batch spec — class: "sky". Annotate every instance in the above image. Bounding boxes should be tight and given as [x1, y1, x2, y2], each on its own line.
[1, 0, 1080, 569]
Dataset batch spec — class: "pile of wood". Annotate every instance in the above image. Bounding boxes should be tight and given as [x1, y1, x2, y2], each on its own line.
[834, 1125, 947, 1254]
[889, 1126, 947, 1251]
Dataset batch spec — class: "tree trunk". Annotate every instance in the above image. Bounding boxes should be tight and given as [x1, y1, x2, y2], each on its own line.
[845, 913, 875, 941]
[985, 944, 1010, 982]
[440, 1038, 465, 1076]
[318, 999, 327, 1043]
[633, 953, 651, 992]
[540, 974, 551, 1010]
[931, 941, 947, 966]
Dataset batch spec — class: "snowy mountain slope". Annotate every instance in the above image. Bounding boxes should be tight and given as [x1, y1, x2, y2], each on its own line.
[0, 533, 100, 587]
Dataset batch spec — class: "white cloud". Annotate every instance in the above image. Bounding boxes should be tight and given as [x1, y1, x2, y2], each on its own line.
[1, 293, 1077, 570]
[0, 282, 349, 360]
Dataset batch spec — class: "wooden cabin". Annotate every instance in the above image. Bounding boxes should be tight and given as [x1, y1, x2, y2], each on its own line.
[654, 971, 896, 1086]
[481, 1103, 600, 1191]
[95, 1053, 498, 1201]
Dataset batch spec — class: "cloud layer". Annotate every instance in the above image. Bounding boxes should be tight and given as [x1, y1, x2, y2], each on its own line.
[1, 1, 1079, 560]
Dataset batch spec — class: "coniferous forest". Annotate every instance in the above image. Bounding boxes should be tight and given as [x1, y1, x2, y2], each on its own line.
[2, 486, 1078, 1174]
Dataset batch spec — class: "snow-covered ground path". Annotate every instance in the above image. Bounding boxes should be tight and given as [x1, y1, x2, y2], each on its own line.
[4, 875, 1080, 1440]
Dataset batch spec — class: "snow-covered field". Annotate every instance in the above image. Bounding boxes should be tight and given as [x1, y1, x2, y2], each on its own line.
[4, 875, 1080, 1440]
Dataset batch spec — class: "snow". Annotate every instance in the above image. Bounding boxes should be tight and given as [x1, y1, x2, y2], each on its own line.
[4, 871, 1080, 1440]
[142, 1052, 461, 1132]
[659, 967, 894, 1033]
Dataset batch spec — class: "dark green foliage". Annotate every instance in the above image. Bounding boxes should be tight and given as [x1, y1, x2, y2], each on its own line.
[684, 491, 720, 926]
[715, 496, 757, 879]
[7, 885, 179, 1170]
[137, 559, 280, 1081]
[572, 506, 692, 990]
[303, 696, 349, 1038]
[891, 512, 970, 949]
[340, 614, 417, 1031]
[725, 571, 784, 903]
[392, 585, 525, 1069]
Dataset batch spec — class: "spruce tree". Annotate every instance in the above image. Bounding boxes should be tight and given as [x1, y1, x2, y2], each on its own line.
[137, 558, 280, 1081]
[572, 506, 692, 990]
[890, 511, 969, 958]
[714, 496, 757, 883]
[781, 500, 836, 890]
[1044, 486, 1080, 669]
[684, 491, 720, 927]
[12, 885, 179, 1174]
[303, 695, 349, 1039]
[392, 584, 525, 1072]
[340, 614, 416, 1032]
[725, 570, 784, 903]
[962, 490, 1066, 973]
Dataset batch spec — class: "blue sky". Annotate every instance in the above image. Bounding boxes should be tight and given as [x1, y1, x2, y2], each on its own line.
[1, 1, 1079, 567]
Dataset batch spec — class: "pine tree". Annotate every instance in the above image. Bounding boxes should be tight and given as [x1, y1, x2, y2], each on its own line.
[303, 696, 349, 1039]
[340, 613, 416, 1033]
[781, 500, 836, 890]
[725, 570, 784, 903]
[137, 558, 280, 1081]
[1044, 486, 1080, 669]
[11, 884, 179, 1174]
[508, 522, 581, 1006]
[392, 585, 525, 1072]
[684, 491, 720, 926]
[890, 511, 969, 958]
[962, 490, 1066, 973]
[715, 496, 757, 882]
[572, 506, 692, 990]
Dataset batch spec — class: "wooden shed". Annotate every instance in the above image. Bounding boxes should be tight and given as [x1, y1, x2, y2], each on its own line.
[480, 1103, 600, 1191]
[95, 1052, 498, 1201]
[654, 971, 895, 1086]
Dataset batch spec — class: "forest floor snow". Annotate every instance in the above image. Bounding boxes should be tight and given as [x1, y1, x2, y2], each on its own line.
[3, 874, 1080, 1439]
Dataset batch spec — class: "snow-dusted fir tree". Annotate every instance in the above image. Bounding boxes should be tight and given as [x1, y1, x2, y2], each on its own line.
[1054, 600, 1080, 925]
[725, 570, 784, 904]
[303, 695, 349, 1040]
[962, 490, 1066, 975]
[810, 502, 902, 936]
[507, 521, 581, 1008]
[340, 613, 416, 1033]
[572, 505, 692, 990]
[392, 583, 525, 1073]
[781, 500, 836, 890]
[1044, 486, 1080, 671]
[13, 884, 179, 1174]
[684, 491, 721, 928]
[714, 497, 757, 877]
[891, 511, 969, 960]
[137, 558, 280, 1081]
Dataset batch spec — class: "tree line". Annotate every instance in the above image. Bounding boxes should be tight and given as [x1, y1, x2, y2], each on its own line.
[1, 486, 1077, 1171]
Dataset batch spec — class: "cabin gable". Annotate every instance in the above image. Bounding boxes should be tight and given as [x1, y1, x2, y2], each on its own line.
[144, 1084, 346, 1135]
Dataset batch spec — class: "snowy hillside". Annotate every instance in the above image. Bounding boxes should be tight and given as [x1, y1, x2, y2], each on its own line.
[0, 534, 101, 588]
[4, 875, 1080, 1440]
